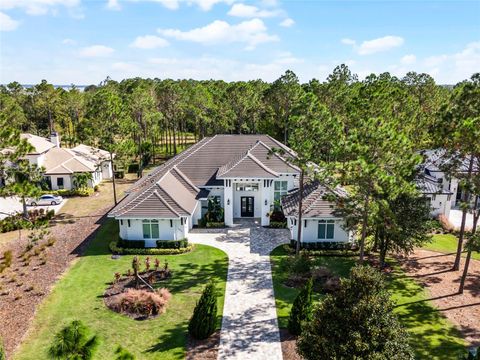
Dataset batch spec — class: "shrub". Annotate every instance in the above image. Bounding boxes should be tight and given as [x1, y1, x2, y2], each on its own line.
[156, 238, 188, 249]
[438, 214, 455, 233]
[288, 277, 313, 335]
[269, 221, 286, 228]
[286, 251, 312, 275]
[205, 222, 225, 228]
[115, 346, 135, 360]
[290, 240, 352, 251]
[110, 240, 194, 255]
[0, 337, 5, 360]
[462, 347, 479, 360]
[297, 266, 413, 359]
[188, 282, 217, 340]
[48, 320, 99, 360]
[3, 251, 12, 267]
[112, 288, 171, 317]
[118, 239, 146, 249]
[270, 210, 286, 223]
[127, 163, 139, 174]
[41, 188, 93, 197]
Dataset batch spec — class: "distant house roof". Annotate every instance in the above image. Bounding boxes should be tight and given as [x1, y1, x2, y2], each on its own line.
[71, 144, 111, 163]
[422, 149, 479, 174]
[43, 148, 97, 175]
[20, 133, 56, 154]
[416, 174, 452, 195]
[281, 180, 347, 218]
[109, 134, 300, 219]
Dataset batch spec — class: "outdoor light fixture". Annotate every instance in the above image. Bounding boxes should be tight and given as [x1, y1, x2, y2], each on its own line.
[265, 199, 268, 206]
[227, 199, 230, 205]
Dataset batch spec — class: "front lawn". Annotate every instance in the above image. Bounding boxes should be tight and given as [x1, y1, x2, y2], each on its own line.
[13, 220, 228, 360]
[270, 246, 466, 360]
[423, 233, 480, 260]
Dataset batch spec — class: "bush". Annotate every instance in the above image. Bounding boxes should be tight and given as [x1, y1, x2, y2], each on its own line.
[0, 337, 5, 360]
[48, 320, 99, 360]
[206, 222, 225, 228]
[156, 239, 188, 249]
[127, 163, 140, 174]
[269, 221, 286, 228]
[115, 346, 135, 360]
[288, 277, 313, 335]
[290, 240, 353, 251]
[41, 188, 94, 197]
[118, 239, 146, 249]
[188, 282, 218, 340]
[111, 288, 171, 317]
[462, 347, 479, 360]
[0, 210, 54, 234]
[270, 210, 286, 223]
[287, 251, 312, 275]
[110, 240, 194, 255]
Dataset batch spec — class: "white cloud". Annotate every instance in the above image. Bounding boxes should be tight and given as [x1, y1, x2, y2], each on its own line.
[79, 45, 115, 57]
[0, 0, 80, 16]
[357, 35, 404, 55]
[400, 54, 416, 65]
[341, 38, 356, 46]
[62, 38, 77, 45]
[227, 3, 281, 18]
[112, 62, 138, 72]
[0, 11, 19, 31]
[158, 18, 279, 50]
[130, 35, 169, 49]
[279, 18, 294, 27]
[107, 0, 121, 10]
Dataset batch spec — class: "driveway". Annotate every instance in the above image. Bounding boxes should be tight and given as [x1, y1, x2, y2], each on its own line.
[0, 196, 67, 219]
[190, 219, 290, 360]
[448, 209, 478, 230]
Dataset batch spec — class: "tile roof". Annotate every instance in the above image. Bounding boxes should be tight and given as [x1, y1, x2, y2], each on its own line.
[43, 148, 96, 175]
[282, 180, 346, 218]
[109, 134, 300, 219]
[21, 133, 56, 154]
[416, 174, 452, 195]
[71, 144, 111, 163]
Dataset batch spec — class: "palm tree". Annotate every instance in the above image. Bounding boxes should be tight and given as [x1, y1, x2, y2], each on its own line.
[48, 320, 99, 360]
[72, 172, 93, 190]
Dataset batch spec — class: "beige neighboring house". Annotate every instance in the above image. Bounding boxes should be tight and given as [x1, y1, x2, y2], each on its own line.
[21, 132, 113, 190]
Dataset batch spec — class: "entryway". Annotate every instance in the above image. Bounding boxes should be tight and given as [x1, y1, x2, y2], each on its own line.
[240, 196, 254, 217]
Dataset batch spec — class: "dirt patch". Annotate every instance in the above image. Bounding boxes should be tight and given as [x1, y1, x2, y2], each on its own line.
[280, 329, 302, 360]
[186, 331, 220, 360]
[399, 249, 480, 347]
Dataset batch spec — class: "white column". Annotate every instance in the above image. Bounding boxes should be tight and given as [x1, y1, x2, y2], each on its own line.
[224, 179, 234, 227]
[261, 180, 270, 226]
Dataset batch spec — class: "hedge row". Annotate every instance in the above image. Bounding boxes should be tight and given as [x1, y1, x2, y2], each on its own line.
[110, 240, 194, 255]
[117, 238, 189, 249]
[205, 222, 225, 228]
[40, 188, 94, 197]
[269, 221, 286, 229]
[290, 240, 355, 251]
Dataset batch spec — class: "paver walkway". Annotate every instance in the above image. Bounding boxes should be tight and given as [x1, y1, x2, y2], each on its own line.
[190, 219, 290, 360]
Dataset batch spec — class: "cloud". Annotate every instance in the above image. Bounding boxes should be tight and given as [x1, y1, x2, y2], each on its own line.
[400, 54, 416, 65]
[341, 38, 356, 46]
[357, 36, 404, 55]
[279, 18, 294, 27]
[227, 3, 281, 18]
[158, 18, 279, 50]
[0, 11, 19, 31]
[112, 62, 138, 72]
[0, 0, 80, 16]
[107, 0, 121, 10]
[62, 38, 77, 45]
[130, 35, 169, 49]
[79, 45, 115, 57]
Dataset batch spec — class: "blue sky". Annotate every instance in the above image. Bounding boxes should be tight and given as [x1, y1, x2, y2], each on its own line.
[0, 0, 479, 85]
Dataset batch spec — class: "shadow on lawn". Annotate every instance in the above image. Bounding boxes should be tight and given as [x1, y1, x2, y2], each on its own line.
[144, 322, 188, 356]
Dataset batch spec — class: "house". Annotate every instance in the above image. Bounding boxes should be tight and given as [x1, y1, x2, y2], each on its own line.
[108, 134, 351, 247]
[20, 132, 113, 190]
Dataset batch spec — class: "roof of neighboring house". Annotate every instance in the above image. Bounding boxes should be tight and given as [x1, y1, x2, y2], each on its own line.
[109, 134, 299, 219]
[71, 144, 111, 163]
[43, 148, 97, 175]
[20, 133, 56, 154]
[422, 149, 479, 174]
[281, 180, 347, 218]
[416, 174, 453, 195]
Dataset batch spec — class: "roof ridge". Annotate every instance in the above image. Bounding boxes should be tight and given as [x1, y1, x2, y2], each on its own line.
[172, 166, 200, 193]
[252, 140, 300, 172]
[157, 173, 191, 215]
[153, 189, 181, 217]
[246, 153, 279, 177]
[117, 188, 158, 217]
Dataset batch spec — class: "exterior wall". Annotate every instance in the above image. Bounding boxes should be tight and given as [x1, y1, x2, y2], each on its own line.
[118, 218, 187, 247]
[288, 217, 350, 243]
[191, 201, 202, 226]
[49, 175, 73, 190]
[224, 183, 234, 226]
[25, 153, 45, 167]
[101, 161, 113, 179]
[427, 194, 452, 218]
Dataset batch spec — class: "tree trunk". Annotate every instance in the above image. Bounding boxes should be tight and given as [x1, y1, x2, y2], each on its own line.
[373, 227, 379, 253]
[22, 196, 28, 219]
[110, 151, 117, 206]
[359, 192, 371, 264]
[459, 196, 479, 293]
[296, 169, 305, 256]
[453, 154, 474, 271]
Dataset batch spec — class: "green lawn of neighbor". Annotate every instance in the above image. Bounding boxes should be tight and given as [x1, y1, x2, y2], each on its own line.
[423, 233, 480, 260]
[14, 220, 228, 360]
[270, 246, 466, 360]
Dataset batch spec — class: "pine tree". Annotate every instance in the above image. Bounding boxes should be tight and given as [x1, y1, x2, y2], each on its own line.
[288, 277, 313, 335]
[188, 282, 217, 340]
[48, 320, 99, 360]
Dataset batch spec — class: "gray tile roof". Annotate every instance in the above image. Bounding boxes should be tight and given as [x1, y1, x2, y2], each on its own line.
[416, 174, 452, 195]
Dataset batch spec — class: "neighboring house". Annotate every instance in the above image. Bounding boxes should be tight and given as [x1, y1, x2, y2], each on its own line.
[20, 132, 113, 190]
[108, 135, 351, 247]
[418, 149, 478, 218]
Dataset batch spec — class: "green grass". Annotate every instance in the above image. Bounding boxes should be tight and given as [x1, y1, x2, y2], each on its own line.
[423, 233, 480, 260]
[14, 220, 228, 360]
[270, 245, 466, 360]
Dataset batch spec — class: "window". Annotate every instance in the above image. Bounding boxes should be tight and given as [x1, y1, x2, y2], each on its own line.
[120, 220, 123, 226]
[127, 220, 131, 227]
[235, 183, 259, 192]
[318, 220, 335, 239]
[274, 181, 288, 203]
[57, 177, 64, 189]
[143, 219, 159, 239]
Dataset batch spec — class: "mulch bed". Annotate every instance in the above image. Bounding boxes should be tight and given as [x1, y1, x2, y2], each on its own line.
[398, 249, 480, 347]
[280, 329, 303, 360]
[186, 331, 220, 360]
[0, 208, 110, 358]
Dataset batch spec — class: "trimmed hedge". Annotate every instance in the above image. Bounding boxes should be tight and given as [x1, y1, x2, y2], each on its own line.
[117, 238, 146, 249]
[269, 221, 286, 229]
[290, 239, 352, 251]
[109, 240, 194, 255]
[156, 239, 188, 249]
[41, 188, 94, 197]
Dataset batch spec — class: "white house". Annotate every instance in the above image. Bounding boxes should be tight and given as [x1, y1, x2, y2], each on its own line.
[20, 132, 113, 190]
[108, 135, 351, 247]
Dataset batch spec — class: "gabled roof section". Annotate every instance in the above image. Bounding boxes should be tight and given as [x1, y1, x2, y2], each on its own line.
[21, 133, 56, 154]
[71, 144, 111, 163]
[43, 148, 96, 175]
[416, 174, 452, 195]
[249, 141, 299, 174]
[282, 180, 346, 218]
[217, 152, 279, 178]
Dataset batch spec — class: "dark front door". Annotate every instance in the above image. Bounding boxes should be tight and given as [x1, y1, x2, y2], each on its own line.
[241, 197, 254, 217]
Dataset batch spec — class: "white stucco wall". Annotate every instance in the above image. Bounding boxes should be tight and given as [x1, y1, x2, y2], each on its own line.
[49, 175, 73, 190]
[288, 217, 350, 243]
[427, 194, 452, 218]
[192, 202, 202, 226]
[118, 218, 187, 247]
[101, 161, 113, 179]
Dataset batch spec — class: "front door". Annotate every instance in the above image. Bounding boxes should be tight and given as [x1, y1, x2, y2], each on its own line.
[241, 197, 254, 217]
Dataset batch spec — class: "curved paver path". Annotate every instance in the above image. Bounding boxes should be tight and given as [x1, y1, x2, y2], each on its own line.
[190, 219, 290, 360]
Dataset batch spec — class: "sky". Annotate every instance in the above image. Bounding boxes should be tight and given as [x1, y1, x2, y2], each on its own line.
[0, 0, 479, 85]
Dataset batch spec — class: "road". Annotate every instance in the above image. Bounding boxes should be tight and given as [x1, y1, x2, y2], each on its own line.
[0, 196, 67, 219]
